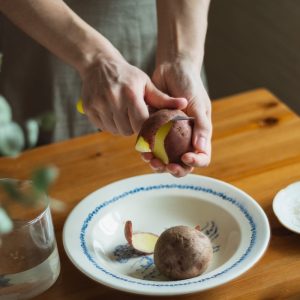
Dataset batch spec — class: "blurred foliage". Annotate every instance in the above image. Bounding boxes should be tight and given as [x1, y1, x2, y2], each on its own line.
[0, 166, 60, 235]
[0, 95, 55, 156]
[0, 95, 63, 235]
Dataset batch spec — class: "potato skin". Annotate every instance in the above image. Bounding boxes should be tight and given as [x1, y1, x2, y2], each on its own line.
[165, 117, 193, 164]
[137, 109, 193, 164]
[154, 226, 213, 280]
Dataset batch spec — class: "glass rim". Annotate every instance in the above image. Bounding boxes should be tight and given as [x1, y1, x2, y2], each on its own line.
[0, 177, 51, 228]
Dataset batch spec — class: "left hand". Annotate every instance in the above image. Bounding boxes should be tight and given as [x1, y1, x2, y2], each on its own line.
[142, 58, 212, 177]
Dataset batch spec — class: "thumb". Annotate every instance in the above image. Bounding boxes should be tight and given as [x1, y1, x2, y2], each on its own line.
[145, 79, 188, 110]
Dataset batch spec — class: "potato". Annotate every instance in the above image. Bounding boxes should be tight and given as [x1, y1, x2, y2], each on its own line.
[124, 220, 158, 254]
[135, 109, 193, 165]
[154, 225, 213, 280]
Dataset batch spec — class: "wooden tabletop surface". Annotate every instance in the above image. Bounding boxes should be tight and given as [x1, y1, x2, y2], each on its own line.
[1, 89, 300, 300]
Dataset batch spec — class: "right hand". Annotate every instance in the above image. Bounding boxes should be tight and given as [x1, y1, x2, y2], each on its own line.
[141, 58, 212, 178]
[80, 55, 188, 135]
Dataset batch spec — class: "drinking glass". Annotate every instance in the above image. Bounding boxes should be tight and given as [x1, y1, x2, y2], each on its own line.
[0, 179, 60, 300]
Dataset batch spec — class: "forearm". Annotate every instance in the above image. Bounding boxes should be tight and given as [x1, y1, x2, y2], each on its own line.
[156, 0, 210, 70]
[0, 0, 123, 77]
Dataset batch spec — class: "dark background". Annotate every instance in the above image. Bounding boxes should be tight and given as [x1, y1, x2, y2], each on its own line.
[204, 0, 300, 114]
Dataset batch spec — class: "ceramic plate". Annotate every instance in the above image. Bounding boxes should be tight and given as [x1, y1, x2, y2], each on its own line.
[273, 181, 300, 234]
[63, 174, 270, 296]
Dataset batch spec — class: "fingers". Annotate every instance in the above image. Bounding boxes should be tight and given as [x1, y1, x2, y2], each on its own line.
[141, 152, 153, 163]
[193, 114, 212, 154]
[150, 160, 193, 177]
[149, 158, 166, 173]
[112, 110, 134, 136]
[141, 154, 194, 178]
[85, 96, 147, 136]
[140, 89, 212, 176]
[81, 59, 151, 136]
[82, 61, 189, 136]
[127, 90, 149, 134]
[187, 95, 212, 153]
[97, 111, 119, 134]
[84, 111, 102, 129]
[181, 149, 211, 168]
[145, 79, 188, 110]
[83, 82, 151, 136]
[166, 164, 194, 178]
[182, 106, 212, 167]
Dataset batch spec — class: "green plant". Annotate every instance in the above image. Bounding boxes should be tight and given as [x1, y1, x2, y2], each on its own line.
[0, 95, 61, 235]
[0, 95, 55, 156]
[0, 166, 60, 234]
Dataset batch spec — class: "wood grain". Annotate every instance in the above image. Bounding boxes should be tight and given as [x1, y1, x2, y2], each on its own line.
[1, 89, 300, 300]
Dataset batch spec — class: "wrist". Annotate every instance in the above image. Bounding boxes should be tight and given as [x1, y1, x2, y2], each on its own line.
[156, 53, 203, 74]
[156, 25, 204, 72]
[72, 28, 125, 79]
[156, 0, 208, 72]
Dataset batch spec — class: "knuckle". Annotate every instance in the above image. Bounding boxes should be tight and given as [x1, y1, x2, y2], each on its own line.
[110, 129, 119, 135]
[195, 114, 212, 134]
[195, 123, 211, 137]
[121, 128, 134, 136]
[122, 85, 139, 103]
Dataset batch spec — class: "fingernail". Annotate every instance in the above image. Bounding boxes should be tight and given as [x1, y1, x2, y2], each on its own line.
[196, 137, 207, 152]
[150, 165, 163, 172]
[141, 156, 150, 163]
[183, 156, 194, 165]
[169, 170, 179, 176]
[166, 166, 177, 176]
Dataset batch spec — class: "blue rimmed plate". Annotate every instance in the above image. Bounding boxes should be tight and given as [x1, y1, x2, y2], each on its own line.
[63, 174, 270, 296]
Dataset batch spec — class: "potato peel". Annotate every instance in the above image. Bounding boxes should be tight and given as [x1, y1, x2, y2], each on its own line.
[124, 220, 133, 245]
[124, 220, 158, 254]
[135, 109, 193, 165]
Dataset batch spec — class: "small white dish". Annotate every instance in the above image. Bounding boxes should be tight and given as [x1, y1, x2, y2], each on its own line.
[63, 174, 270, 296]
[273, 181, 300, 234]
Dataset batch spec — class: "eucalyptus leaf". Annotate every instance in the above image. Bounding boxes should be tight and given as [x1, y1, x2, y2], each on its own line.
[0, 180, 34, 205]
[31, 166, 59, 193]
[25, 119, 39, 148]
[0, 207, 13, 234]
[0, 180, 23, 201]
[38, 112, 56, 131]
[0, 122, 25, 156]
[0, 95, 12, 124]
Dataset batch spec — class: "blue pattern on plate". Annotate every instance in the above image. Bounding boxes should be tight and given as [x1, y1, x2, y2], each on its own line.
[113, 244, 143, 263]
[80, 184, 256, 287]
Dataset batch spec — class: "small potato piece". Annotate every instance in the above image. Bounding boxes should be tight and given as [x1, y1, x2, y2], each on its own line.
[124, 220, 158, 254]
[154, 225, 213, 280]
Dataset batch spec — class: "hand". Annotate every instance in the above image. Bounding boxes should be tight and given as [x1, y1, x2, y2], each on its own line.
[142, 58, 212, 177]
[80, 55, 187, 135]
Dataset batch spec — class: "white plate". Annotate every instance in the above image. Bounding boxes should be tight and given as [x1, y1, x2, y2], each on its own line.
[273, 181, 300, 234]
[63, 174, 270, 296]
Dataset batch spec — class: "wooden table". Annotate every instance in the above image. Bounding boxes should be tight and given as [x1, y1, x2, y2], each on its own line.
[1, 89, 300, 300]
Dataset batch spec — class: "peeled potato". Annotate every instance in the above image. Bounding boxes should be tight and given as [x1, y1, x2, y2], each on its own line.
[154, 226, 213, 280]
[135, 109, 193, 165]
